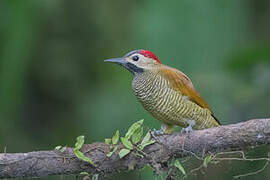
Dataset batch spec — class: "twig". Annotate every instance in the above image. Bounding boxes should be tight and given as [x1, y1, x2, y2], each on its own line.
[233, 160, 269, 179]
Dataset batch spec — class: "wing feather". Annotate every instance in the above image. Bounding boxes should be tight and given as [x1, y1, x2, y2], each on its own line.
[159, 66, 210, 109]
[159, 66, 221, 125]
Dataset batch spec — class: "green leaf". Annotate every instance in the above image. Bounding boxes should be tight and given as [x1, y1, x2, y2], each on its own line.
[104, 138, 111, 145]
[125, 119, 144, 139]
[74, 135, 94, 165]
[74, 135, 85, 150]
[60, 146, 66, 153]
[74, 149, 94, 165]
[139, 140, 155, 150]
[80, 172, 89, 176]
[174, 160, 186, 175]
[139, 132, 155, 150]
[141, 132, 151, 144]
[203, 155, 212, 168]
[121, 137, 133, 150]
[119, 148, 130, 158]
[131, 126, 143, 144]
[55, 146, 62, 150]
[106, 146, 118, 157]
[55, 145, 66, 152]
[112, 130, 119, 145]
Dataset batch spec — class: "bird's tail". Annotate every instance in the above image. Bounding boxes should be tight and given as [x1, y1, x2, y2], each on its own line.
[212, 114, 221, 126]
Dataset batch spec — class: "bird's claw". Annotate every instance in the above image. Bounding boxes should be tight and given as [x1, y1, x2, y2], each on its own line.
[181, 126, 193, 133]
[181, 120, 195, 133]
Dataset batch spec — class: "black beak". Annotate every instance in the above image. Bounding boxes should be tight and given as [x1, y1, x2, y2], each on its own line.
[104, 58, 126, 65]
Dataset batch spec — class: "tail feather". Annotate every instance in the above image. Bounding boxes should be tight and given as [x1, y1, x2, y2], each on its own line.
[212, 114, 221, 125]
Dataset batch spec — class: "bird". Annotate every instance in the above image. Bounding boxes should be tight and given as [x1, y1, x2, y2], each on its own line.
[104, 49, 221, 134]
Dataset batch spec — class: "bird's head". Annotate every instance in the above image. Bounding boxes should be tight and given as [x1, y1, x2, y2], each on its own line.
[104, 49, 161, 74]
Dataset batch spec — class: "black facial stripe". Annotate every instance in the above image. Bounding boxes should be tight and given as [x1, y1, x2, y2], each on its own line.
[126, 62, 144, 73]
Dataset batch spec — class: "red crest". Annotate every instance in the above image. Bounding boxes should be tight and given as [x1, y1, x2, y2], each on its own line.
[139, 50, 161, 64]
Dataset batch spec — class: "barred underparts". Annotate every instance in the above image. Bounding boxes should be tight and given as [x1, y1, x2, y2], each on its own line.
[132, 70, 219, 130]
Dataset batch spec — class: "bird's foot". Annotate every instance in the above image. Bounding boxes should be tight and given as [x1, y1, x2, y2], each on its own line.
[151, 124, 173, 136]
[181, 126, 193, 133]
[181, 120, 195, 133]
[151, 128, 164, 136]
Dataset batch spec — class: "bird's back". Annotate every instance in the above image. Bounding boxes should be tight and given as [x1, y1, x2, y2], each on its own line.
[132, 66, 219, 130]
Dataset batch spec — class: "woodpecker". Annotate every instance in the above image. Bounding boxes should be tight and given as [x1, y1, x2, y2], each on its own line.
[104, 50, 221, 134]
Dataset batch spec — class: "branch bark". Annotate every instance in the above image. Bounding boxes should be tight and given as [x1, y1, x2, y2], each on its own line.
[0, 118, 270, 179]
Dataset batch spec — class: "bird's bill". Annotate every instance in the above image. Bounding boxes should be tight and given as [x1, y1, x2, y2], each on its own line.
[104, 58, 126, 65]
[104, 57, 143, 74]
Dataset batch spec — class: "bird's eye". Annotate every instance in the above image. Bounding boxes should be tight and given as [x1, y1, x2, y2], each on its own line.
[132, 55, 139, 61]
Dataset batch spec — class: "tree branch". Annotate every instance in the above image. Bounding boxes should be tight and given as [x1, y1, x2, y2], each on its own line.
[0, 118, 269, 179]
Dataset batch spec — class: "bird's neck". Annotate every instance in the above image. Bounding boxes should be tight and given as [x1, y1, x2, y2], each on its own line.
[132, 69, 169, 94]
[132, 69, 158, 84]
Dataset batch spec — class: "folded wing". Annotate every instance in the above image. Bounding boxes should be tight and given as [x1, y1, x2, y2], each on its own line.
[159, 66, 221, 125]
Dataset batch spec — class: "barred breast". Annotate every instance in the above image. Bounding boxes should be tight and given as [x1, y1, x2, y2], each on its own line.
[132, 71, 217, 129]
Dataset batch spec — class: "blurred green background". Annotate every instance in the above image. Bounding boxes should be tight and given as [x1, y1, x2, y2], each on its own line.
[0, 0, 269, 179]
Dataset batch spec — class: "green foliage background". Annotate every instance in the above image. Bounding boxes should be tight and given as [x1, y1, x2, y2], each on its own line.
[0, 0, 269, 179]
